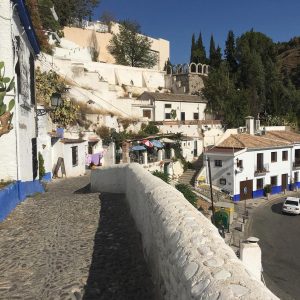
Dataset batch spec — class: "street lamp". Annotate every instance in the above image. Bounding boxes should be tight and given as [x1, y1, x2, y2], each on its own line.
[36, 92, 62, 116]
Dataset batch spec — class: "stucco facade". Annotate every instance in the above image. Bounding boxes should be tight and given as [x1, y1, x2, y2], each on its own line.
[205, 135, 300, 201]
[63, 25, 170, 71]
[0, 0, 42, 221]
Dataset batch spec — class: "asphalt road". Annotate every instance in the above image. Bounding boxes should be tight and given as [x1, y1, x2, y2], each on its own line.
[250, 195, 300, 300]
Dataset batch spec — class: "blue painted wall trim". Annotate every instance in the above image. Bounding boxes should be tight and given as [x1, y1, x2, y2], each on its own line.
[253, 189, 264, 198]
[233, 194, 240, 202]
[0, 180, 44, 222]
[271, 185, 281, 194]
[42, 172, 52, 182]
[295, 182, 300, 188]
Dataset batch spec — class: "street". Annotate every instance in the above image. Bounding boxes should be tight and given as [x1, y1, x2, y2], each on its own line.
[250, 195, 300, 300]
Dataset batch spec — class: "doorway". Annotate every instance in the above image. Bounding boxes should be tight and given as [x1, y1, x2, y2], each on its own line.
[281, 174, 288, 191]
[181, 112, 185, 121]
[240, 180, 253, 200]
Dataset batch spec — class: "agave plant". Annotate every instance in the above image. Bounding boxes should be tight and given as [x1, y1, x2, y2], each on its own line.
[0, 61, 15, 137]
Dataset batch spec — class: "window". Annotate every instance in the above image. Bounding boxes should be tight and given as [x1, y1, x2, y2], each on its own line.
[143, 110, 151, 119]
[271, 152, 277, 162]
[237, 159, 243, 168]
[220, 178, 226, 185]
[257, 178, 264, 190]
[72, 146, 78, 167]
[193, 112, 199, 120]
[165, 113, 171, 119]
[215, 160, 222, 167]
[282, 150, 288, 161]
[295, 172, 299, 183]
[271, 176, 277, 187]
[165, 104, 172, 108]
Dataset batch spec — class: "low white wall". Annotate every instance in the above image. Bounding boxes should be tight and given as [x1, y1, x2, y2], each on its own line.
[91, 164, 277, 300]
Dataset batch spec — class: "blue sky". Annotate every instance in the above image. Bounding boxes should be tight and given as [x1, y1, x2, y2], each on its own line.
[94, 0, 300, 64]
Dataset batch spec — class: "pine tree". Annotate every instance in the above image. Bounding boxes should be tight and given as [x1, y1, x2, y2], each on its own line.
[225, 30, 238, 73]
[108, 20, 157, 68]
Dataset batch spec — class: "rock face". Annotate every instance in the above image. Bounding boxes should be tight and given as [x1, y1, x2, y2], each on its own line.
[91, 164, 279, 300]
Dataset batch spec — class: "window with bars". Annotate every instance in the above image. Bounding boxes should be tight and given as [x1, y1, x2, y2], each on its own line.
[215, 160, 222, 167]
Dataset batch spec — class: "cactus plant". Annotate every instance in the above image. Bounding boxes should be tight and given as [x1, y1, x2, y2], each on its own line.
[0, 61, 15, 137]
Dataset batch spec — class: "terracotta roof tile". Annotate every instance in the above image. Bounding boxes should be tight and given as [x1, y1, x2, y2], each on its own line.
[218, 132, 294, 149]
[265, 130, 300, 143]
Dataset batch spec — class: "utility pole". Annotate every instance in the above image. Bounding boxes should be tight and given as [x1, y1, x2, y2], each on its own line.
[207, 157, 215, 224]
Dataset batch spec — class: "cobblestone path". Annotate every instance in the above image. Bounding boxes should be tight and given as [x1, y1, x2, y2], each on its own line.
[0, 176, 155, 300]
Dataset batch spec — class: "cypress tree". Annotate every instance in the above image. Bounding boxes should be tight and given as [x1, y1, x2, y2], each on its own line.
[194, 32, 206, 64]
[225, 30, 238, 73]
[209, 34, 216, 62]
[190, 34, 196, 63]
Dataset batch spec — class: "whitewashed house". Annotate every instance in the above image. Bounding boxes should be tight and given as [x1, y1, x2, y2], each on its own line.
[37, 112, 88, 179]
[0, 0, 42, 220]
[137, 92, 207, 122]
[204, 117, 300, 201]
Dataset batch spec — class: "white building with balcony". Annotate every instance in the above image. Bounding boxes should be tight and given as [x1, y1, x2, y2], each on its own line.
[204, 117, 300, 201]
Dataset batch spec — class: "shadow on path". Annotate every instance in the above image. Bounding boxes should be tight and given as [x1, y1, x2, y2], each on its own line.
[82, 193, 155, 300]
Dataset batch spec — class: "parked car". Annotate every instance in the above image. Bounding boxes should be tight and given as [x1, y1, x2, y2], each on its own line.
[282, 197, 300, 215]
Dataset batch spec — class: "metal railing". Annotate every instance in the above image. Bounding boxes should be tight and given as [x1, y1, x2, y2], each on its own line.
[254, 163, 269, 176]
[293, 160, 300, 169]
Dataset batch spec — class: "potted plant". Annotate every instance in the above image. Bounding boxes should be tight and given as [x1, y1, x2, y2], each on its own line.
[264, 184, 271, 199]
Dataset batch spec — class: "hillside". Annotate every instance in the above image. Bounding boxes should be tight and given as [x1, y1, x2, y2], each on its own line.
[276, 37, 300, 88]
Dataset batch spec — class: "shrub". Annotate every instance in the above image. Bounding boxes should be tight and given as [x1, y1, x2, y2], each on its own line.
[175, 183, 198, 207]
[96, 125, 111, 145]
[152, 171, 170, 183]
[141, 122, 159, 135]
[38, 152, 46, 180]
[264, 184, 271, 195]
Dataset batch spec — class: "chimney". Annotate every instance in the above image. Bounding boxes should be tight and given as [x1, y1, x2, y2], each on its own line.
[255, 119, 260, 132]
[240, 237, 262, 281]
[245, 116, 255, 135]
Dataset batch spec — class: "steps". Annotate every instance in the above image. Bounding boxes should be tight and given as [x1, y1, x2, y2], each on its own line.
[178, 169, 195, 186]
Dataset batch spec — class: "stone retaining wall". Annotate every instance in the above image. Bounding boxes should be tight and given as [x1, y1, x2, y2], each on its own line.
[91, 164, 278, 299]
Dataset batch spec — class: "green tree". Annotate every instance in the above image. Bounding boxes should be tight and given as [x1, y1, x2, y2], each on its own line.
[100, 11, 115, 33]
[190, 33, 196, 63]
[164, 58, 172, 73]
[52, 0, 101, 26]
[37, 0, 61, 33]
[108, 20, 157, 68]
[209, 35, 222, 68]
[224, 30, 238, 73]
[191, 32, 207, 64]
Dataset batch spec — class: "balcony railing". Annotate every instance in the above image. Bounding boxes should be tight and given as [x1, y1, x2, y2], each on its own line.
[293, 160, 300, 170]
[254, 163, 269, 176]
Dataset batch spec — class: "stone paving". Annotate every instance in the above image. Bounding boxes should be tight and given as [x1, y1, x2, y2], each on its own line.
[0, 175, 155, 300]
